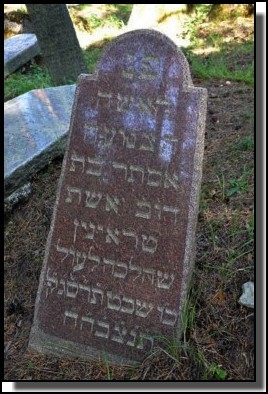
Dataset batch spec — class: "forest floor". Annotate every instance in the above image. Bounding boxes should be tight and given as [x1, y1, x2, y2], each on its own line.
[4, 5, 254, 381]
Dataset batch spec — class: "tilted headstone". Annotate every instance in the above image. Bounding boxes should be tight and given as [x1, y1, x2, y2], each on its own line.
[26, 4, 88, 85]
[29, 29, 207, 364]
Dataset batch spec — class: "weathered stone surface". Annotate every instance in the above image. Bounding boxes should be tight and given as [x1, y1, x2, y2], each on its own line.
[239, 281, 254, 308]
[4, 182, 32, 213]
[29, 29, 207, 364]
[4, 85, 76, 198]
[4, 33, 40, 78]
[26, 4, 88, 85]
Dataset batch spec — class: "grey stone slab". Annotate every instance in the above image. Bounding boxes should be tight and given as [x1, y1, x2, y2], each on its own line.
[4, 182, 32, 213]
[4, 85, 76, 198]
[4, 33, 40, 78]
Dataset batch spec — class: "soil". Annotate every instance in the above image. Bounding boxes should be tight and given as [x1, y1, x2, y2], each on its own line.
[4, 76, 254, 381]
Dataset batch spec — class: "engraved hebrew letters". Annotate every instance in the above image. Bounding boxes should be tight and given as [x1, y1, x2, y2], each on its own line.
[29, 29, 207, 365]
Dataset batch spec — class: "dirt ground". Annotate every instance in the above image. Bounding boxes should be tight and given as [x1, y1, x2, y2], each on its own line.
[4, 75, 254, 380]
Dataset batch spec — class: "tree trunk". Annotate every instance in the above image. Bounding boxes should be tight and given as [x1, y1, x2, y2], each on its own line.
[26, 4, 88, 85]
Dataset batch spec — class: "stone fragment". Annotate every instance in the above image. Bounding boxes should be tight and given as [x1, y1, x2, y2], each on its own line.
[239, 281, 254, 308]
[4, 33, 40, 78]
[4, 182, 31, 213]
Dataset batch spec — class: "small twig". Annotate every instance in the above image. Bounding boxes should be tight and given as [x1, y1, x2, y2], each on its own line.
[155, 346, 180, 364]
[235, 313, 254, 321]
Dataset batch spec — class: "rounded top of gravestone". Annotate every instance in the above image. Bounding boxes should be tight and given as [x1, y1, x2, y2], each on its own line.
[95, 29, 193, 89]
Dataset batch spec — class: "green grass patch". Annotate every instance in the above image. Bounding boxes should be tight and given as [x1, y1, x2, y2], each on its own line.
[227, 165, 252, 197]
[4, 46, 105, 101]
[4, 63, 52, 101]
[106, 4, 133, 26]
[84, 47, 105, 73]
[234, 135, 254, 151]
[201, 363, 228, 380]
[184, 345, 228, 380]
[186, 50, 254, 86]
[183, 7, 254, 86]
[70, 4, 133, 32]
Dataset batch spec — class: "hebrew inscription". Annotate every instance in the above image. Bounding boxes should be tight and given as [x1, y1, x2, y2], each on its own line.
[72, 219, 158, 253]
[53, 244, 175, 288]
[29, 29, 207, 365]
[46, 268, 179, 326]
[68, 153, 180, 191]
[95, 90, 172, 115]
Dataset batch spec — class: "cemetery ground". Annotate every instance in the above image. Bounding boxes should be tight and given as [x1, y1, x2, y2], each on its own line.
[4, 5, 254, 381]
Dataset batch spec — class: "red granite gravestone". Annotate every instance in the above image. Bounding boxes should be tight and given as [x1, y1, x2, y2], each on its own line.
[29, 29, 207, 364]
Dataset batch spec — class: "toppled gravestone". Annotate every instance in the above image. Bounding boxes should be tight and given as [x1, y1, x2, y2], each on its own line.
[4, 85, 76, 199]
[4, 33, 40, 78]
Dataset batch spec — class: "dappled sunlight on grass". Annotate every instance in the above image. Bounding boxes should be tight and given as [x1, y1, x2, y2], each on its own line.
[69, 4, 133, 49]
[182, 10, 254, 86]
[4, 62, 53, 101]
[192, 47, 220, 56]
[4, 4, 254, 91]
[197, 17, 254, 47]
[75, 26, 119, 50]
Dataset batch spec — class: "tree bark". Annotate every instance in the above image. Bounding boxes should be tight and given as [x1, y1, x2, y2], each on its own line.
[26, 4, 88, 85]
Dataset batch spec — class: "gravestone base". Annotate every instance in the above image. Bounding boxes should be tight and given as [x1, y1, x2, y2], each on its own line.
[29, 326, 139, 365]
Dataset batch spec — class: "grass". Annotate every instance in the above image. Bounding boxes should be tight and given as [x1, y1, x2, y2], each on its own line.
[70, 4, 133, 30]
[201, 363, 228, 380]
[227, 165, 253, 197]
[184, 36, 254, 86]
[84, 47, 104, 73]
[234, 135, 254, 151]
[4, 45, 104, 101]
[150, 334, 182, 364]
[188, 53, 254, 86]
[4, 4, 133, 100]
[183, 5, 254, 86]
[4, 4, 254, 102]
[4, 47, 103, 100]
[103, 354, 113, 380]
[4, 62, 52, 101]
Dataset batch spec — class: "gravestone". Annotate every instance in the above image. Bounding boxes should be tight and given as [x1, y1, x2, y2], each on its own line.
[4, 85, 75, 198]
[4, 33, 40, 78]
[26, 4, 88, 85]
[29, 29, 207, 364]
